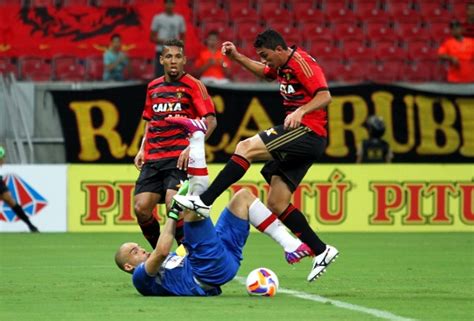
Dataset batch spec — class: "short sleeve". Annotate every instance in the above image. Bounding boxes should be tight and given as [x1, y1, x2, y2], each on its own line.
[132, 263, 155, 295]
[191, 80, 215, 117]
[437, 40, 449, 55]
[263, 65, 278, 80]
[295, 59, 328, 96]
[150, 15, 159, 31]
[142, 85, 152, 121]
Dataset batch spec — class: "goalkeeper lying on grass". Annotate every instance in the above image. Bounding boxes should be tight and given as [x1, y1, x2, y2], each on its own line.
[114, 117, 315, 296]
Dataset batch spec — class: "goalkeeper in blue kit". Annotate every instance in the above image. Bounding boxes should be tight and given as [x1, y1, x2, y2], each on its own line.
[114, 117, 314, 296]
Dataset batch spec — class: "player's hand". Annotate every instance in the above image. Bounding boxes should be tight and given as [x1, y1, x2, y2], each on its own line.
[284, 109, 304, 130]
[221, 41, 239, 60]
[451, 57, 460, 67]
[177, 146, 190, 171]
[134, 149, 145, 170]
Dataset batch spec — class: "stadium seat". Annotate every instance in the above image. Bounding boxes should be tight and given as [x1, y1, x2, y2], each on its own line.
[230, 63, 259, 82]
[451, 2, 468, 20]
[85, 56, 104, 81]
[321, 0, 350, 16]
[343, 59, 369, 82]
[233, 19, 262, 44]
[416, 1, 450, 20]
[402, 61, 434, 82]
[364, 20, 396, 42]
[62, 0, 90, 5]
[432, 60, 449, 82]
[53, 55, 86, 81]
[307, 38, 334, 54]
[368, 60, 402, 82]
[332, 21, 364, 40]
[385, 0, 414, 19]
[199, 19, 232, 39]
[395, 21, 430, 41]
[255, 0, 283, 11]
[0, 57, 19, 78]
[318, 58, 346, 82]
[229, 5, 259, 23]
[405, 40, 437, 61]
[196, 6, 228, 22]
[353, 0, 382, 20]
[312, 45, 344, 61]
[260, 7, 292, 26]
[301, 22, 332, 43]
[293, 7, 325, 25]
[32, 0, 55, 6]
[428, 21, 451, 41]
[19, 56, 52, 81]
[341, 39, 372, 60]
[372, 40, 407, 61]
[127, 57, 154, 81]
[94, 0, 124, 6]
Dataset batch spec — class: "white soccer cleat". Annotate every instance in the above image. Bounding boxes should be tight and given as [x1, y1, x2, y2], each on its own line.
[307, 245, 339, 282]
[173, 195, 211, 218]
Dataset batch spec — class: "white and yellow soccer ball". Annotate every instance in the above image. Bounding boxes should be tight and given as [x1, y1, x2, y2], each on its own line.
[245, 267, 279, 297]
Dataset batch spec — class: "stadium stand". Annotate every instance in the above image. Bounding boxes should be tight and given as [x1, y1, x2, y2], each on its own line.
[0, 0, 462, 82]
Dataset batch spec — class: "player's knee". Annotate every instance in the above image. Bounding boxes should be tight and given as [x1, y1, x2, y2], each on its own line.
[266, 198, 287, 215]
[235, 139, 254, 159]
[233, 189, 254, 204]
[133, 201, 150, 218]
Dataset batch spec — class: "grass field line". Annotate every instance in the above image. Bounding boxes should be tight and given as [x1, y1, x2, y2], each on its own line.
[234, 276, 416, 321]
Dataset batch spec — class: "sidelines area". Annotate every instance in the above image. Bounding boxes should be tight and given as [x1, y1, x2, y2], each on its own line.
[235, 276, 415, 321]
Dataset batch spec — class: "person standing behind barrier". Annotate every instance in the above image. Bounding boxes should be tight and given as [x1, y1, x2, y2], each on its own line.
[150, 0, 186, 77]
[0, 146, 39, 232]
[356, 115, 393, 163]
[103, 34, 129, 81]
[437, 20, 474, 83]
[195, 30, 232, 84]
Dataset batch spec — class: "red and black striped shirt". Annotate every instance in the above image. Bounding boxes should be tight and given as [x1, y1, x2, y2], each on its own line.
[263, 46, 329, 137]
[142, 73, 215, 165]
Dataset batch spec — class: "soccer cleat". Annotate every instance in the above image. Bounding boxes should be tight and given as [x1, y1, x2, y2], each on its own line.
[172, 195, 211, 218]
[169, 180, 190, 214]
[165, 116, 207, 135]
[285, 243, 314, 264]
[307, 245, 339, 282]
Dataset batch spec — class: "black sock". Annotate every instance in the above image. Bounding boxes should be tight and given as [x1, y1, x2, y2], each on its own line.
[12, 204, 37, 231]
[279, 204, 327, 255]
[175, 219, 184, 245]
[200, 154, 250, 206]
[138, 216, 161, 249]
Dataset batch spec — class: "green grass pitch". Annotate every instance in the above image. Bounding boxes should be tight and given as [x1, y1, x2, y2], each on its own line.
[1, 232, 473, 321]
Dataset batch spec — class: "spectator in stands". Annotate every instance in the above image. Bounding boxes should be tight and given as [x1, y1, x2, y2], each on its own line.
[462, 2, 474, 38]
[150, 0, 186, 77]
[0, 146, 39, 232]
[195, 30, 232, 84]
[357, 115, 393, 163]
[437, 20, 474, 83]
[103, 34, 129, 81]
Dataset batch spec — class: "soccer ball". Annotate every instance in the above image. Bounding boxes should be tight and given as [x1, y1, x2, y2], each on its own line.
[245, 267, 279, 297]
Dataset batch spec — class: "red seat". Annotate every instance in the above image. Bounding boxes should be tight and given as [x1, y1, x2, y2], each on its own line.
[53, 55, 86, 81]
[428, 21, 451, 40]
[128, 57, 154, 81]
[94, 0, 123, 6]
[85, 56, 104, 81]
[451, 2, 468, 20]
[405, 40, 437, 60]
[62, 0, 90, 5]
[19, 56, 52, 81]
[199, 20, 232, 40]
[402, 61, 434, 81]
[416, 1, 450, 20]
[341, 39, 372, 60]
[229, 6, 259, 22]
[302, 23, 332, 43]
[373, 41, 406, 60]
[321, 0, 350, 17]
[293, 7, 325, 25]
[396, 21, 431, 41]
[343, 60, 369, 82]
[364, 20, 396, 42]
[331, 22, 364, 41]
[0, 58, 18, 79]
[234, 19, 262, 44]
[255, 0, 283, 11]
[313, 45, 344, 61]
[353, 0, 382, 19]
[319, 58, 346, 82]
[307, 38, 334, 54]
[261, 7, 292, 26]
[385, 0, 414, 19]
[231, 63, 259, 82]
[368, 60, 402, 82]
[196, 6, 228, 22]
[32, 0, 55, 6]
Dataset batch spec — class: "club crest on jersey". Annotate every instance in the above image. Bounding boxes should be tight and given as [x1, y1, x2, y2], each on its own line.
[283, 73, 292, 81]
[176, 91, 184, 100]
[152, 102, 182, 112]
[280, 83, 295, 94]
[265, 128, 278, 136]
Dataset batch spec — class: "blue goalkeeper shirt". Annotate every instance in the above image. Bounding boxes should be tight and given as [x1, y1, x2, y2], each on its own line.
[132, 252, 222, 296]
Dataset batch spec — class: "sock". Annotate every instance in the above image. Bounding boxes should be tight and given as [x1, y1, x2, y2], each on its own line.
[137, 215, 161, 249]
[187, 131, 209, 196]
[175, 219, 184, 244]
[279, 204, 327, 255]
[12, 204, 37, 231]
[200, 154, 250, 205]
[248, 199, 302, 252]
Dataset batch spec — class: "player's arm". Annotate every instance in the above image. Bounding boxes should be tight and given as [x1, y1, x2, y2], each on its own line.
[221, 41, 266, 78]
[144, 218, 176, 276]
[134, 121, 149, 170]
[284, 90, 332, 130]
[204, 114, 217, 140]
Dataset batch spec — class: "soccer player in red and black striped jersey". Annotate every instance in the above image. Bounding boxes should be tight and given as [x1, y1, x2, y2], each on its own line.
[173, 30, 339, 282]
[134, 39, 216, 249]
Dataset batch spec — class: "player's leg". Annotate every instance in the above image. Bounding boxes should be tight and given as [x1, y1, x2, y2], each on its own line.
[1, 190, 38, 232]
[134, 191, 162, 249]
[227, 189, 312, 264]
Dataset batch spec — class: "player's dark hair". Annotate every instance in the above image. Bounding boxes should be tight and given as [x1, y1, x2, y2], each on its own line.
[253, 29, 288, 50]
[206, 30, 219, 38]
[163, 39, 185, 51]
[111, 33, 121, 41]
[366, 115, 386, 138]
[449, 20, 461, 29]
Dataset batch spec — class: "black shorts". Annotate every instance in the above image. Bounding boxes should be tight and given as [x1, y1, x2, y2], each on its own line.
[258, 125, 327, 192]
[134, 162, 187, 203]
[0, 176, 8, 194]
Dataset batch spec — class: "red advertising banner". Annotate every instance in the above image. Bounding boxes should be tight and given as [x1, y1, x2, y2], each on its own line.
[0, 2, 203, 59]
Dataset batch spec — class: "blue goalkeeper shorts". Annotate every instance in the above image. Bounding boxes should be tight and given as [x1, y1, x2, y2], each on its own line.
[182, 208, 249, 286]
